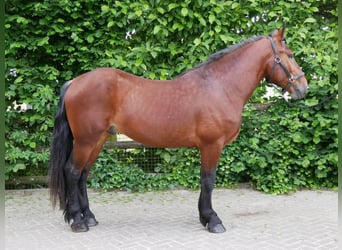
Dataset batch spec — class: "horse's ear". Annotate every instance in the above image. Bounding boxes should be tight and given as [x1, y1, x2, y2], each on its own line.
[271, 23, 286, 40]
[279, 23, 286, 40]
[271, 29, 278, 36]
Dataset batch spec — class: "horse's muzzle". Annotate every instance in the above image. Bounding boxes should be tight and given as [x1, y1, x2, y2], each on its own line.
[290, 82, 308, 100]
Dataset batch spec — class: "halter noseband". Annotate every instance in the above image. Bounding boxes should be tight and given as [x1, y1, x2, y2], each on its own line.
[267, 36, 305, 95]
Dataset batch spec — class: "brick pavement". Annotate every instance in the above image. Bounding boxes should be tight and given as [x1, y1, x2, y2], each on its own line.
[5, 187, 337, 250]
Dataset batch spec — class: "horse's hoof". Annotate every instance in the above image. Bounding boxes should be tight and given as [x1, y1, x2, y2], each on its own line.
[71, 222, 89, 233]
[208, 223, 226, 233]
[86, 217, 99, 227]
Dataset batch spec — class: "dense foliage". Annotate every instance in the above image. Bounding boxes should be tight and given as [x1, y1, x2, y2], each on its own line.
[5, 0, 337, 193]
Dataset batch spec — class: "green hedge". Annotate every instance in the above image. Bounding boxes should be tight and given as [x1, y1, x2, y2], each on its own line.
[5, 0, 337, 193]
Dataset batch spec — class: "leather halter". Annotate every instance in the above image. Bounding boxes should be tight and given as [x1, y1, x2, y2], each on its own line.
[267, 36, 305, 95]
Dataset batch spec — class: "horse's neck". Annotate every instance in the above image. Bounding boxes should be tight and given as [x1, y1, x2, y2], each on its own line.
[206, 38, 271, 105]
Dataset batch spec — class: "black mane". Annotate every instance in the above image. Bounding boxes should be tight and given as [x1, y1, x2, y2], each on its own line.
[177, 35, 266, 77]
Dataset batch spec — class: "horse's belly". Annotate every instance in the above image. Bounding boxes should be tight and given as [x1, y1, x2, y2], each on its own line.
[114, 118, 197, 148]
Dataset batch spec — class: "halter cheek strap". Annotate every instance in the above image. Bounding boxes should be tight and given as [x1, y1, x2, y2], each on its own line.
[267, 36, 305, 95]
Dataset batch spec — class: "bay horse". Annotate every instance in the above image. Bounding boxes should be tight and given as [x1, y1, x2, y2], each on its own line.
[49, 27, 308, 233]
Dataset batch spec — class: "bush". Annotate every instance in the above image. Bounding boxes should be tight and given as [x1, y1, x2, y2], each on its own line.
[5, 0, 337, 193]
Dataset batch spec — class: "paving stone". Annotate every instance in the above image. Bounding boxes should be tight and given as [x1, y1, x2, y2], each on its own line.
[5, 188, 337, 250]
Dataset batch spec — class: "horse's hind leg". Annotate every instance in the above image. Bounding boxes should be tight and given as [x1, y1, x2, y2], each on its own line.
[64, 153, 88, 232]
[64, 140, 102, 232]
[198, 144, 226, 233]
[78, 134, 109, 227]
[78, 164, 98, 227]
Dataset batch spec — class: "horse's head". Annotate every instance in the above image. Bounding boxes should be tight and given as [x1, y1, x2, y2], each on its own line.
[266, 26, 308, 100]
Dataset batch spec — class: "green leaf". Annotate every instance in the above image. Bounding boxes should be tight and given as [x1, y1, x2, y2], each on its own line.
[231, 2, 239, 9]
[172, 23, 184, 31]
[199, 17, 206, 26]
[16, 16, 29, 24]
[168, 3, 179, 10]
[157, 7, 165, 14]
[214, 25, 221, 33]
[310, 7, 319, 12]
[304, 17, 316, 23]
[107, 21, 115, 28]
[13, 163, 26, 172]
[37, 37, 49, 46]
[209, 14, 215, 24]
[292, 132, 302, 143]
[150, 51, 158, 58]
[313, 136, 321, 144]
[135, 57, 143, 67]
[219, 34, 236, 43]
[161, 152, 171, 163]
[193, 38, 201, 46]
[135, 10, 143, 16]
[86, 35, 94, 43]
[302, 159, 310, 168]
[153, 25, 161, 34]
[181, 8, 188, 16]
[101, 5, 110, 12]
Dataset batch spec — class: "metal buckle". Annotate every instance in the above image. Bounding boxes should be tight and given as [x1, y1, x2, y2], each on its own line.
[274, 56, 281, 64]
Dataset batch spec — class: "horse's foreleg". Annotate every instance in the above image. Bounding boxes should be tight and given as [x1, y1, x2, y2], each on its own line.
[198, 144, 226, 233]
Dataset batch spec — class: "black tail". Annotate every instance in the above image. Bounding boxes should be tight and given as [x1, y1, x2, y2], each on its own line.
[48, 81, 73, 210]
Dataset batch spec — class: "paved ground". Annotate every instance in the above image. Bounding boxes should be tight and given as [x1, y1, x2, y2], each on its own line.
[5, 187, 337, 250]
